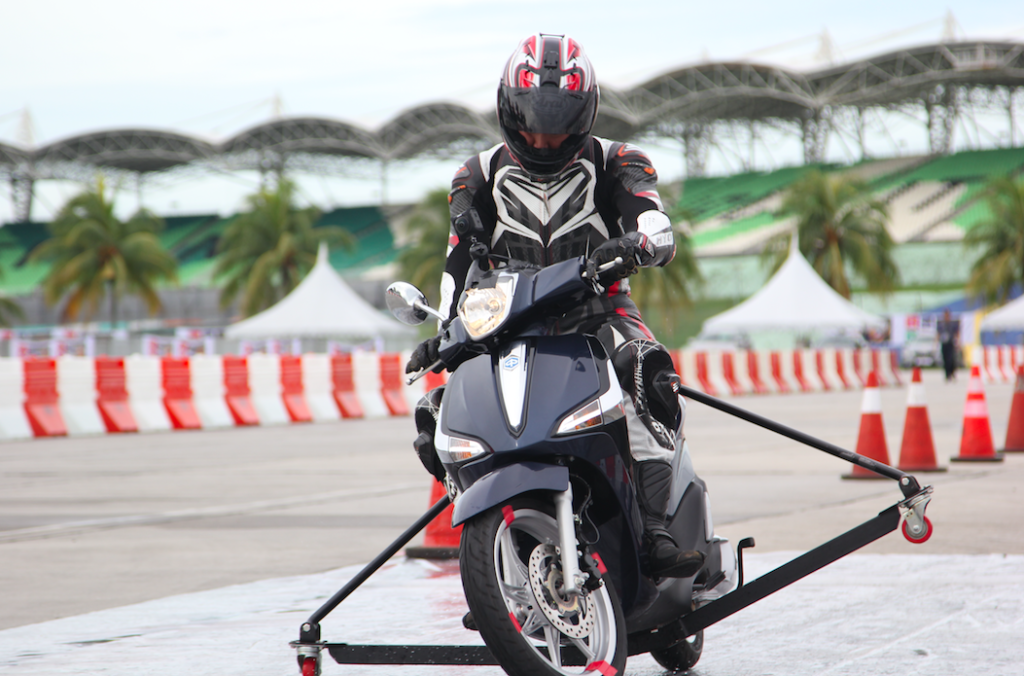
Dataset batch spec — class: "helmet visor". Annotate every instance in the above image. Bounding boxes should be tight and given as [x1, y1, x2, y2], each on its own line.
[499, 87, 598, 135]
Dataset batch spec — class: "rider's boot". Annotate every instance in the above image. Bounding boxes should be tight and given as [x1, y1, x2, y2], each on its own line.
[636, 459, 705, 578]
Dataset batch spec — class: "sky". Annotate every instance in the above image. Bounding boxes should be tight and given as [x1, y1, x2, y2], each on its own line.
[1, 0, 1023, 221]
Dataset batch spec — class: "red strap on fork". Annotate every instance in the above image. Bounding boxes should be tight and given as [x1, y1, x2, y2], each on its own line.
[586, 661, 617, 676]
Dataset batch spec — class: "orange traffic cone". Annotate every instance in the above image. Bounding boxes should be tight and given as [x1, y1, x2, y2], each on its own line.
[952, 365, 1004, 462]
[897, 368, 946, 472]
[1000, 365, 1024, 453]
[843, 371, 893, 479]
[405, 478, 463, 559]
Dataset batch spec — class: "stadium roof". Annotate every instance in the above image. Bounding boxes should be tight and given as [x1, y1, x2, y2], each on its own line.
[1, 39, 1022, 219]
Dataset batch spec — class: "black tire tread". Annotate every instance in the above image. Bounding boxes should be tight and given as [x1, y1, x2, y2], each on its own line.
[650, 630, 703, 672]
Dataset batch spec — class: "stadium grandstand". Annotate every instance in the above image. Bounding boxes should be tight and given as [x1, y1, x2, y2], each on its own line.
[1, 38, 1023, 330]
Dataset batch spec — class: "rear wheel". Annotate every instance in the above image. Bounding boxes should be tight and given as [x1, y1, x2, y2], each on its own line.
[650, 629, 703, 672]
[460, 497, 627, 676]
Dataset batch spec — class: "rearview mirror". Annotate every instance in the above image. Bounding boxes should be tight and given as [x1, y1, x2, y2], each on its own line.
[385, 282, 444, 325]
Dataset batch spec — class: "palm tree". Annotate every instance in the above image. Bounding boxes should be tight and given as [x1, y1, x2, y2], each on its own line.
[628, 199, 703, 339]
[763, 170, 898, 299]
[30, 177, 177, 323]
[964, 176, 1024, 304]
[214, 178, 354, 317]
[0, 264, 24, 327]
[0, 294, 24, 327]
[397, 188, 451, 309]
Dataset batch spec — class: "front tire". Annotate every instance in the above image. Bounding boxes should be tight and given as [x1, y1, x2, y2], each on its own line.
[460, 497, 627, 676]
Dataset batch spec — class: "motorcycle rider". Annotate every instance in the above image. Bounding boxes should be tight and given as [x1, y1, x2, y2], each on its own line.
[406, 33, 704, 580]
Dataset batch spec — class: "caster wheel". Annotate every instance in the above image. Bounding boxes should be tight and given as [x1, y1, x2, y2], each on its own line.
[301, 656, 318, 676]
[902, 515, 932, 544]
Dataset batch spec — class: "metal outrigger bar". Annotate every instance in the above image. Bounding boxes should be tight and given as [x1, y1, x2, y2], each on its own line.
[291, 381, 935, 673]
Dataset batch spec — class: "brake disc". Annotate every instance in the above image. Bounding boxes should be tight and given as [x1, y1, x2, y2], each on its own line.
[528, 544, 596, 639]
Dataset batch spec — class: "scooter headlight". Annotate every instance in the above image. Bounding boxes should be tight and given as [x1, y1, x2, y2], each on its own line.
[438, 435, 489, 463]
[458, 277, 516, 340]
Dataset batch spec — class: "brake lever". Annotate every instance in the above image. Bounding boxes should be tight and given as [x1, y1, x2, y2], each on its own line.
[580, 256, 624, 279]
[405, 358, 444, 386]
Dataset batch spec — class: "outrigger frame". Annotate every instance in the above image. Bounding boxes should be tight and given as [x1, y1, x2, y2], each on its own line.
[291, 383, 933, 671]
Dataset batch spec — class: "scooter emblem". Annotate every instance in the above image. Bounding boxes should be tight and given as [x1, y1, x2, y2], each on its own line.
[502, 355, 520, 370]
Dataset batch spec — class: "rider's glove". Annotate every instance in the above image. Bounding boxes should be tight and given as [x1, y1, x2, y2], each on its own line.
[406, 335, 443, 374]
[586, 232, 656, 283]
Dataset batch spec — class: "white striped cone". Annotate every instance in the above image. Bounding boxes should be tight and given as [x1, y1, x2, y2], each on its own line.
[897, 368, 944, 472]
[844, 371, 892, 479]
[952, 365, 1003, 462]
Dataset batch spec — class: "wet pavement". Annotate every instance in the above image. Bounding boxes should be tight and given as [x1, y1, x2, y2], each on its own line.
[0, 553, 1021, 675]
[1, 368, 1022, 674]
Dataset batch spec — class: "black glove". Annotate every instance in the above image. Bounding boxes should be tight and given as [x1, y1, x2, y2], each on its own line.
[406, 335, 442, 374]
[587, 232, 655, 283]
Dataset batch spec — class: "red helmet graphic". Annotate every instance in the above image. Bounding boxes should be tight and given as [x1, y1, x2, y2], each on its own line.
[497, 34, 599, 180]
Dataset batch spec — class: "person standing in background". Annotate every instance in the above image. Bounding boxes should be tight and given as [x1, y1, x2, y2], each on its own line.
[937, 308, 960, 382]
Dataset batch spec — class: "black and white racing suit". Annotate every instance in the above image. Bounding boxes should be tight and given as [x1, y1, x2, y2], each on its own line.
[442, 137, 680, 463]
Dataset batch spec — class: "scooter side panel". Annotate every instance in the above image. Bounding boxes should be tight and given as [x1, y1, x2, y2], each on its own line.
[626, 481, 709, 632]
[450, 461, 569, 527]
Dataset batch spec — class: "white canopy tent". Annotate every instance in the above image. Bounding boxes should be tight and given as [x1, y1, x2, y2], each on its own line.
[701, 244, 887, 335]
[225, 244, 415, 343]
[980, 295, 1024, 331]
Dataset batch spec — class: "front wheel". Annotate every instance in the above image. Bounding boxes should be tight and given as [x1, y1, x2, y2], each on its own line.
[460, 497, 627, 676]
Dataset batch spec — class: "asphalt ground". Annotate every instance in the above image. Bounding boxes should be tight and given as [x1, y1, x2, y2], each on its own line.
[0, 367, 1022, 675]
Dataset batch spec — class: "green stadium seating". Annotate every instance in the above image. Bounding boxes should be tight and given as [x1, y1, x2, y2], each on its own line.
[691, 212, 777, 247]
[678, 165, 832, 223]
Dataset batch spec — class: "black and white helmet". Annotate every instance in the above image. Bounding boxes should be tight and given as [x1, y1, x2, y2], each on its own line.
[497, 33, 599, 181]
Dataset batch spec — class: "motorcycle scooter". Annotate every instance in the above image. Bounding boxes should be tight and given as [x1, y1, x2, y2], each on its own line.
[290, 220, 934, 676]
[388, 236, 736, 676]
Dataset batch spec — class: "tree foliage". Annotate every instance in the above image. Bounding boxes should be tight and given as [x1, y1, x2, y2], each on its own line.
[628, 194, 703, 339]
[396, 188, 451, 309]
[0, 289, 24, 328]
[964, 177, 1024, 304]
[763, 170, 898, 299]
[214, 179, 354, 317]
[30, 177, 177, 322]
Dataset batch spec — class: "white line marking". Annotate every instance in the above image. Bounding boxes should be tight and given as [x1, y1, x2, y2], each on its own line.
[0, 483, 426, 543]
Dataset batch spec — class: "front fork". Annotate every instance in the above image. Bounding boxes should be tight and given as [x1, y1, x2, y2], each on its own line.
[553, 485, 586, 596]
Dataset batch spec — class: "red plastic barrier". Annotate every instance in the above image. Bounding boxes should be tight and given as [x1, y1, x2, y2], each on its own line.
[791, 350, 813, 393]
[95, 356, 138, 433]
[670, 350, 686, 387]
[331, 354, 364, 418]
[424, 369, 447, 391]
[870, 350, 888, 387]
[380, 353, 410, 416]
[888, 351, 904, 386]
[694, 352, 717, 396]
[770, 352, 792, 393]
[162, 357, 201, 429]
[280, 355, 312, 422]
[814, 350, 832, 391]
[850, 350, 868, 387]
[223, 356, 259, 425]
[721, 352, 744, 395]
[834, 350, 853, 389]
[23, 358, 66, 437]
[746, 351, 769, 394]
